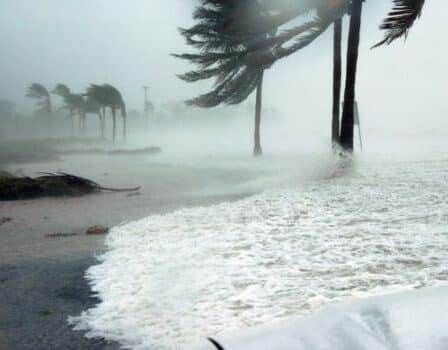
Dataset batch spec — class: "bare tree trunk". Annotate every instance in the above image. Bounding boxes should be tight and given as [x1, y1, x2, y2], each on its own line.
[332, 18, 342, 147]
[112, 107, 116, 143]
[253, 72, 264, 157]
[340, 0, 363, 152]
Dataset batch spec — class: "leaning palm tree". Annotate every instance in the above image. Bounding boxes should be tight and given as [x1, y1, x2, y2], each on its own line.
[176, 0, 348, 154]
[177, 0, 426, 153]
[82, 95, 105, 137]
[26, 83, 52, 129]
[85, 84, 127, 143]
[52, 84, 79, 134]
[175, 0, 281, 156]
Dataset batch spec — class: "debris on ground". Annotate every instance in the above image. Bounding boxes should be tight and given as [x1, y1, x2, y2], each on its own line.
[45, 232, 78, 238]
[86, 225, 109, 235]
[107, 146, 161, 155]
[0, 217, 12, 225]
[0, 172, 140, 201]
[127, 191, 141, 197]
[60, 146, 161, 156]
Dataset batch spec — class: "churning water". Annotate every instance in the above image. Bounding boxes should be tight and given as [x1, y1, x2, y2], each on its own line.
[71, 154, 448, 349]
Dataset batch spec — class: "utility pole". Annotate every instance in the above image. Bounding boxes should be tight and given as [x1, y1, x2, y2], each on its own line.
[143, 86, 150, 114]
[143, 86, 150, 129]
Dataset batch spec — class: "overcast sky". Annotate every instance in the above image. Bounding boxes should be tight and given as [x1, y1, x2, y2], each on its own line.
[1, 0, 447, 134]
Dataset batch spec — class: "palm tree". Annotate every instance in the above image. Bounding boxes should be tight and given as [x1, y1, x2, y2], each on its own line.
[176, 1, 350, 154]
[340, 0, 425, 151]
[253, 72, 264, 156]
[175, 0, 282, 156]
[332, 18, 343, 146]
[178, 0, 426, 153]
[85, 84, 127, 143]
[82, 95, 105, 137]
[26, 83, 52, 129]
[339, 0, 363, 151]
[51, 84, 80, 133]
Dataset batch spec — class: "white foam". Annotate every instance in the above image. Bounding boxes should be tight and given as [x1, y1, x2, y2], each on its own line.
[71, 158, 448, 349]
[193, 286, 448, 350]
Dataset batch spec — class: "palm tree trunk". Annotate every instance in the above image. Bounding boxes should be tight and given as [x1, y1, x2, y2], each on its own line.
[82, 113, 87, 130]
[123, 114, 127, 142]
[47, 97, 53, 131]
[332, 18, 342, 147]
[253, 72, 264, 157]
[69, 109, 75, 136]
[102, 107, 107, 137]
[112, 107, 116, 143]
[98, 111, 104, 138]
[340, 0, 363, 152]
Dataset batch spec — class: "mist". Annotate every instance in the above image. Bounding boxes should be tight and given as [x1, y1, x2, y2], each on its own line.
[0, 0, 447, 159]
[1, 1, 448, 350]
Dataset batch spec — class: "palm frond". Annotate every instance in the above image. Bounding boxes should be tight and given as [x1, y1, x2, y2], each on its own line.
[26, 83, 49, 99]
[373, 0, 425, 48]
[51, 84, 71, 97]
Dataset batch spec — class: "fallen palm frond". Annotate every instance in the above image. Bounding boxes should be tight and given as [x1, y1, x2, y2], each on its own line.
[0, 172, 140, 200]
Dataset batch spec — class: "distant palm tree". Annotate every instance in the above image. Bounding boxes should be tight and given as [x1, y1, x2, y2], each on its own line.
[52, 84, 80, 133]
[175, 0, 277, 156]
[85, 84, 127, 143]
[82, 95, 105, 137]
[26, 83, 52, 129]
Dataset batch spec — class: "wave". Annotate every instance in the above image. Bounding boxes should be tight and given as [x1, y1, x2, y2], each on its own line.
[70, 157, 448, 349]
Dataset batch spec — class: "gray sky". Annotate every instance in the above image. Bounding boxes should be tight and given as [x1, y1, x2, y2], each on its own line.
[1, 0, 447, 134]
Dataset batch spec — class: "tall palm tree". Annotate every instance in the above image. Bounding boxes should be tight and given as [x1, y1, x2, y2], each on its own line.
[178, 0, 426, 153]
[85, 84, 127, 143]
[339, 0, 363, 151]
[340, 0, 425, 151]
[253, 71, 264, 156]
[175, 0, 281, 156]
[26, 83, 52, 129]
[332, 18, 343, 147]
[176, 0, 349, 154]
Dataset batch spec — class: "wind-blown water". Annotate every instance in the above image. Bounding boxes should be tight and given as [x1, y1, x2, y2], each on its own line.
[71, 155, 448, 349]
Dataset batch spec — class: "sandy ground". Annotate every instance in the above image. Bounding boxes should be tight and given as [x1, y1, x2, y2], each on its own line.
[0, 153, 255, 349]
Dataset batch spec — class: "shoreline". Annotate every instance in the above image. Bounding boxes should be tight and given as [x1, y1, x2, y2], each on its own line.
[0, 155, 257, 349]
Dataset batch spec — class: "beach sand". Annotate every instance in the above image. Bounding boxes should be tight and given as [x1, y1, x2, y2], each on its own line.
[0, 153, 254, 349]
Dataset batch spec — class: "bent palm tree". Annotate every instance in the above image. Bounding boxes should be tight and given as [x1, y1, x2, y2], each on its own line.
[82, 96, 105, 137]
[26, 83, 53, 129]
[176, 0, 349, 154]
[85, 84, 127, 143]
[175, 0, 281, 156]
[181, 0, 426, 153]
[52, 84, 80, 133]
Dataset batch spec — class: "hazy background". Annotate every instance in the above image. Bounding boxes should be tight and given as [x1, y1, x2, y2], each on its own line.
[0, 0, 447, 152]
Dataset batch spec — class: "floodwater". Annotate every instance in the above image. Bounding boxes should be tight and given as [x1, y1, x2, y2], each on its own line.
[71, 151, 448, 349]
